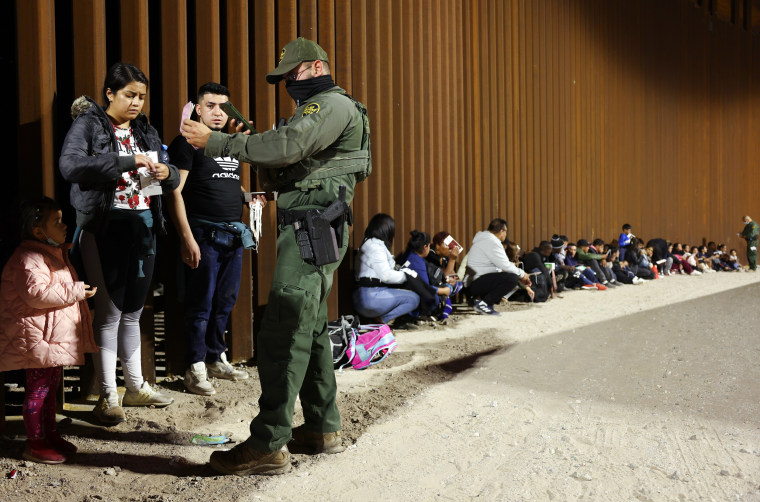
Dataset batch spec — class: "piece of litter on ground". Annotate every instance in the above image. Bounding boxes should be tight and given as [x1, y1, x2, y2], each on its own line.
[190, 434, 231, 445]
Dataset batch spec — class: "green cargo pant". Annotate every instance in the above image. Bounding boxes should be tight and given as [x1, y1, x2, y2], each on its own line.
[247, 222, 347, 452]
[747, 241, 757, 270]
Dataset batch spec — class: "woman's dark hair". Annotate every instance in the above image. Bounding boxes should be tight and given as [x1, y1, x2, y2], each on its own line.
[431, 231, 450, 247]
[102, 62, 149, 106]
[363, 213, 395, 250]
[405, 230, 430, 255]
[18, 196, 61, 241]
[505, 241, 520, 262]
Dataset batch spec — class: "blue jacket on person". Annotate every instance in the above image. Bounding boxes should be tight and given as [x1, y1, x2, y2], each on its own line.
[619, 232, 632, 249]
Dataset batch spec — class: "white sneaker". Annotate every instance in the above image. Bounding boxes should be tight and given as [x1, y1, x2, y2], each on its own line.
[207, 353, 249, 381]
[184, 361, 216, 395]
[122, 381, 174, 407]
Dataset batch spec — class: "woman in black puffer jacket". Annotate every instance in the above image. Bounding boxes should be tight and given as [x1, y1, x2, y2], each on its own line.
[59, 63, 178, 425]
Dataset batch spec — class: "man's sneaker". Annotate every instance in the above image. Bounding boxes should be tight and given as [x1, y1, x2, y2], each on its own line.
[595, 283, 608, 291]
[209, 443, 290, 476]
[581, 283, 597, 290]
[184, 362, 216, 396]
[93, 391, 125, 425]
[473, 300, 500, 316]
[122, 382, 174, 407]
[290, 426, 345, 454]
[631, 277, 641, 285]
[23, 439, 67, 464]
[207, 353, 249, 381]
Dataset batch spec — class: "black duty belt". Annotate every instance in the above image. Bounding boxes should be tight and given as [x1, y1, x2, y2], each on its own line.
[356, 277, 383, 287]
[278, 206, 353, 227]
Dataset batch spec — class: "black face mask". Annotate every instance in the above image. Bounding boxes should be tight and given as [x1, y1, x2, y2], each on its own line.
[285, 75, 335, 106]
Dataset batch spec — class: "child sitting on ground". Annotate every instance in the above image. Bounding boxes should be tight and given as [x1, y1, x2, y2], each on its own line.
[728, 249, 743, 270]
[0, 197, 98, 464]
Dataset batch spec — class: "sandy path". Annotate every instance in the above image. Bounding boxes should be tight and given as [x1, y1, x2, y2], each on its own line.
[255, 273, 760, 502]
[266, 284, 758, 501]
[1, 272, 759, 501]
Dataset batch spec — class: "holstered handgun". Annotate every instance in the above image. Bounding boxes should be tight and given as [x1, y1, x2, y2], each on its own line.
[303, 186, 350, 266]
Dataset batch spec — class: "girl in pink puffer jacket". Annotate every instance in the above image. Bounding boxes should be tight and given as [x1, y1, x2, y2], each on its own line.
[0, 197, 98, 464]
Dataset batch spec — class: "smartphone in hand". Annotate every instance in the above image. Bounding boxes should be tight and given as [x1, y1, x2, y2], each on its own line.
[220, 101, 257, 134]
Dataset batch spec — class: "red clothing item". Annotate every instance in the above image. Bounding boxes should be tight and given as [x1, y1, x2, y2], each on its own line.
[0, 240, 97, 371]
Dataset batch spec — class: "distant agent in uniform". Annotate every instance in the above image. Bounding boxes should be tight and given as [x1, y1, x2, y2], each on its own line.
[739, 215, 759, 271]
[182, 37, 371, 475]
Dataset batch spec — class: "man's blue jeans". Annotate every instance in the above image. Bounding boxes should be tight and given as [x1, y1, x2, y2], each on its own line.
[184, 225, 243, 365]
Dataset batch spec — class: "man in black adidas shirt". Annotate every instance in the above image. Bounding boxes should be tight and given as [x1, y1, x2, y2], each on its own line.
[168, 82, 251, 395]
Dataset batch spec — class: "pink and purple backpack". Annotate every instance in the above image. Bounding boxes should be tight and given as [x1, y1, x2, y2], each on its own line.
[329, 317, 397, 370]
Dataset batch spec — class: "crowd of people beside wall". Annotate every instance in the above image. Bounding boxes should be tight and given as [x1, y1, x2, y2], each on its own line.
[352, 218, 757, 323]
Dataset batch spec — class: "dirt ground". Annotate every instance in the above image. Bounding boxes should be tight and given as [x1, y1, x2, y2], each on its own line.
[0, 271, 759, 502]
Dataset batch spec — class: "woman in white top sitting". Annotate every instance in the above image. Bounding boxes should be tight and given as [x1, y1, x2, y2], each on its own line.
[353, 214, 420, 323]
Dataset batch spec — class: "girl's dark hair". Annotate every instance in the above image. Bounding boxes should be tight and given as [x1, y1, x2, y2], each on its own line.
[405, 230, 430, 255]
[102, 62, 149, 106]
[363, 213, 395, 250]
[19, 197, 61, 241]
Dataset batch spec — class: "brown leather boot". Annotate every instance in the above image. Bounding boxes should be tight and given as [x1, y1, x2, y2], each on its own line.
[209, 443, 290, 476]
[290, 426, 345, 454]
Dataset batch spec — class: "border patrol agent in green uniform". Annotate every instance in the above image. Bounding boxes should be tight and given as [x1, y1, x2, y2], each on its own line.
[181, 37, 371, 476]
[740, 215, 759, 271]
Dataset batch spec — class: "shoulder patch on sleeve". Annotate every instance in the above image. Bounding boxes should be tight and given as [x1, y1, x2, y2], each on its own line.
[302, 103, 320, 116]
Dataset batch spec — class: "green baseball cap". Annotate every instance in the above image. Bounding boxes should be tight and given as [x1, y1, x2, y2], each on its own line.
[266, 37, 329, 84]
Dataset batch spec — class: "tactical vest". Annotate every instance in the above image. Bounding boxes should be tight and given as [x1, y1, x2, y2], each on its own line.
[263, 89, 371, 191]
